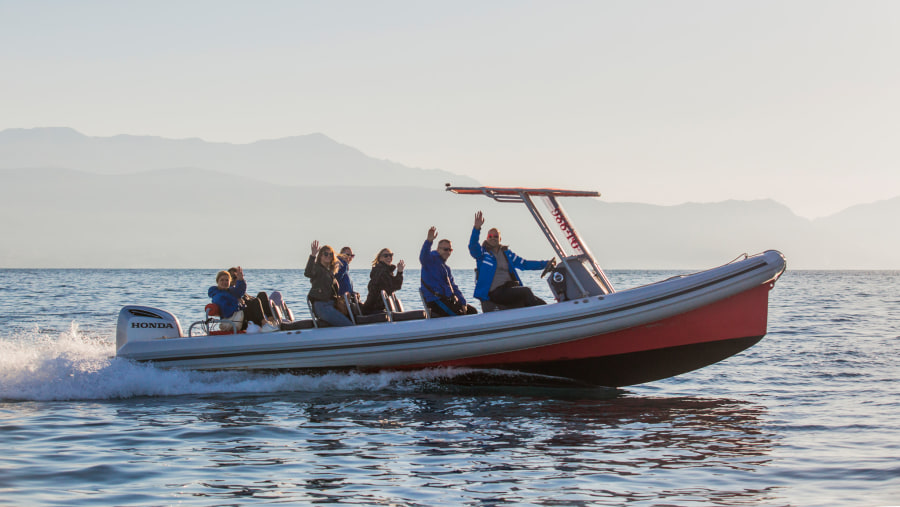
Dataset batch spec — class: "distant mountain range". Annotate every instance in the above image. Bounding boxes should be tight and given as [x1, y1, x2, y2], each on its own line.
[0, 127, 897, 269]
[0, 127, 479, 188]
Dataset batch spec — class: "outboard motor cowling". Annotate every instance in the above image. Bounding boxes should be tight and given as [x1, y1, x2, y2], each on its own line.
[116, 305, 183, 353]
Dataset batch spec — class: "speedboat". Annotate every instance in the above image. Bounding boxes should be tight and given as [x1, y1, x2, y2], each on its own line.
[115, 186, 786, 387]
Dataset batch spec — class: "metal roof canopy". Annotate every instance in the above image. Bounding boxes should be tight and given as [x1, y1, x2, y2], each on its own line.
[447, 185, 614, 296]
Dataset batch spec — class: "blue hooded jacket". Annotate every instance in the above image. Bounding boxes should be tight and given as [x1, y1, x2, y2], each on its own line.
[419, 239, 466, 305]
[208, 279, 247, 318]
[336, 257, 354, 295]
[468, 227, 547, 301]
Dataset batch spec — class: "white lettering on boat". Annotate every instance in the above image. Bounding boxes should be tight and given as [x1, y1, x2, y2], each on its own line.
[131, 322, 174, 329]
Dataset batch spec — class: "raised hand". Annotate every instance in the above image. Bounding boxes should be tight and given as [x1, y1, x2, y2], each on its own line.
[310, 240, 319, 256]
[397, 259, 406, 273]
[474, 211, 485, 229]
[427, 226, 438, 242]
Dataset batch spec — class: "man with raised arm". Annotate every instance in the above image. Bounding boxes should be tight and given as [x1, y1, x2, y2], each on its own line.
[469, 211, 551, 309]
[419, 226, 478, 317]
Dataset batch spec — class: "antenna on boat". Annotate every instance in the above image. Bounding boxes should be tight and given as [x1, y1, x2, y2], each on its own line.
[447, 185, 615, 296]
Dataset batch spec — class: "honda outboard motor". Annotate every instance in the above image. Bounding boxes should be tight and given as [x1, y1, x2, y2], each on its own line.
[116, 305, 183, 353]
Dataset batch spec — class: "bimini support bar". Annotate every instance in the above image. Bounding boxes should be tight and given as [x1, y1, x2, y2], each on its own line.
[520, 192, 592, 298]
[446, 185, 601, 201]
[446, 185, 615, 296]
[543, 195, 614, 294]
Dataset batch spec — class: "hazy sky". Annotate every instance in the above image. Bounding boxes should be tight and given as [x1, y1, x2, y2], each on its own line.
[2, 1, 898, 218]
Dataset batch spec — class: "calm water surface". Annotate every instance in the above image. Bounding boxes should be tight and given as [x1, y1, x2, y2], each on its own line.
[1, 268, 898, 506]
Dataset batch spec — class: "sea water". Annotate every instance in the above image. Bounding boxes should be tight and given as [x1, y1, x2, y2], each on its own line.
[0, 268, 898, 506]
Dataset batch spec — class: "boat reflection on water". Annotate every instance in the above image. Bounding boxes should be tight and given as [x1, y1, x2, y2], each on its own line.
[118, 389, 778, 505]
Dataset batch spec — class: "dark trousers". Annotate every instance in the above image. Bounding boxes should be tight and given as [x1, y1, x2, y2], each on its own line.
[241, 292, 272, 329]
[488, 283, 546, 309]
[426, 300, 478, 318]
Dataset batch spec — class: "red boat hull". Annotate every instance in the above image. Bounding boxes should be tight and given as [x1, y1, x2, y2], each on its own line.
[417, 282, 774, 387]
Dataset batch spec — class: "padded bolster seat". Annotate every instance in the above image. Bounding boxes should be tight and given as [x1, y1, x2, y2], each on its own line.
[280, 319, 316, 330]
[390, 310, 428, 322]
[480, 300, 509, 312]
[354, 312, 389, 325]
[379, 290, 427, 322]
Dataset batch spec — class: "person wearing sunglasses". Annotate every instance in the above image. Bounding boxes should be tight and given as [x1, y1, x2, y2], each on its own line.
[335, 246, 357, 298]
[305, 240, 353, 327]
[469, 211, 550, 309]
[362, 248, 406, 314]
[419, 226, 478, 317]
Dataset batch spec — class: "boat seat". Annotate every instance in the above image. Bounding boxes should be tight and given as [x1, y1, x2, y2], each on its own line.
[266, 297, 312, 330]
[270, 304, 286, 324]
[344, 293, 388, 325]
[269, 291, 294, 322]
[188, 303, 243, 337]
[417, 289, 432, 319]
[267, 291, 310, 329]
[381, 291, 427, 322]
[306, 296, 361, 328]
[306, 297, 325, 328]
[480, 300, 511, 312]
[280, 319, 315, 330]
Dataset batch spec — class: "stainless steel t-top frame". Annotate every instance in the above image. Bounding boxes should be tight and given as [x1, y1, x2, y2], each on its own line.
[446, 185, 615, 296]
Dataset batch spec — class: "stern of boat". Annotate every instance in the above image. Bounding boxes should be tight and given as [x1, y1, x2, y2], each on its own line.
[116, 306, 184, 354]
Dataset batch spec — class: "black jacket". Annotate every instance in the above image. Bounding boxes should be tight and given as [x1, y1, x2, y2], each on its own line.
[363, 262, 403, 314]
[305, 255, 340, 302]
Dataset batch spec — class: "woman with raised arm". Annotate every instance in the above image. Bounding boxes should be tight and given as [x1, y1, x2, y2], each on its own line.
[362, 248, 405, 314]
[305, 240, 353, 327]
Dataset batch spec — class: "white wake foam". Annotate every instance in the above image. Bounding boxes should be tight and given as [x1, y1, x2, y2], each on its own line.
[0, 324, 471, 401]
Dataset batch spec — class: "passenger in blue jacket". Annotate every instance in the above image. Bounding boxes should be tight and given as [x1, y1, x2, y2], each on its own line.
[335, 246, 356, 297]
[209, 270, 244, 318]
[469, 211, 550, 309]
[419, 226, 478, 317]
[209, 266, 270, 331]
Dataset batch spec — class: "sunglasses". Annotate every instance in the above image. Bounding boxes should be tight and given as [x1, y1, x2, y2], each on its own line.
[439, 247, 453, 252]
[487, 234, 499, 239]
[382, 253, 394, 258]
[322, 251, 334, 257]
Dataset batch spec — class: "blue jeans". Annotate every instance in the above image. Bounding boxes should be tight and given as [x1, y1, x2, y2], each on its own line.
[313, 301, 353, 327]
